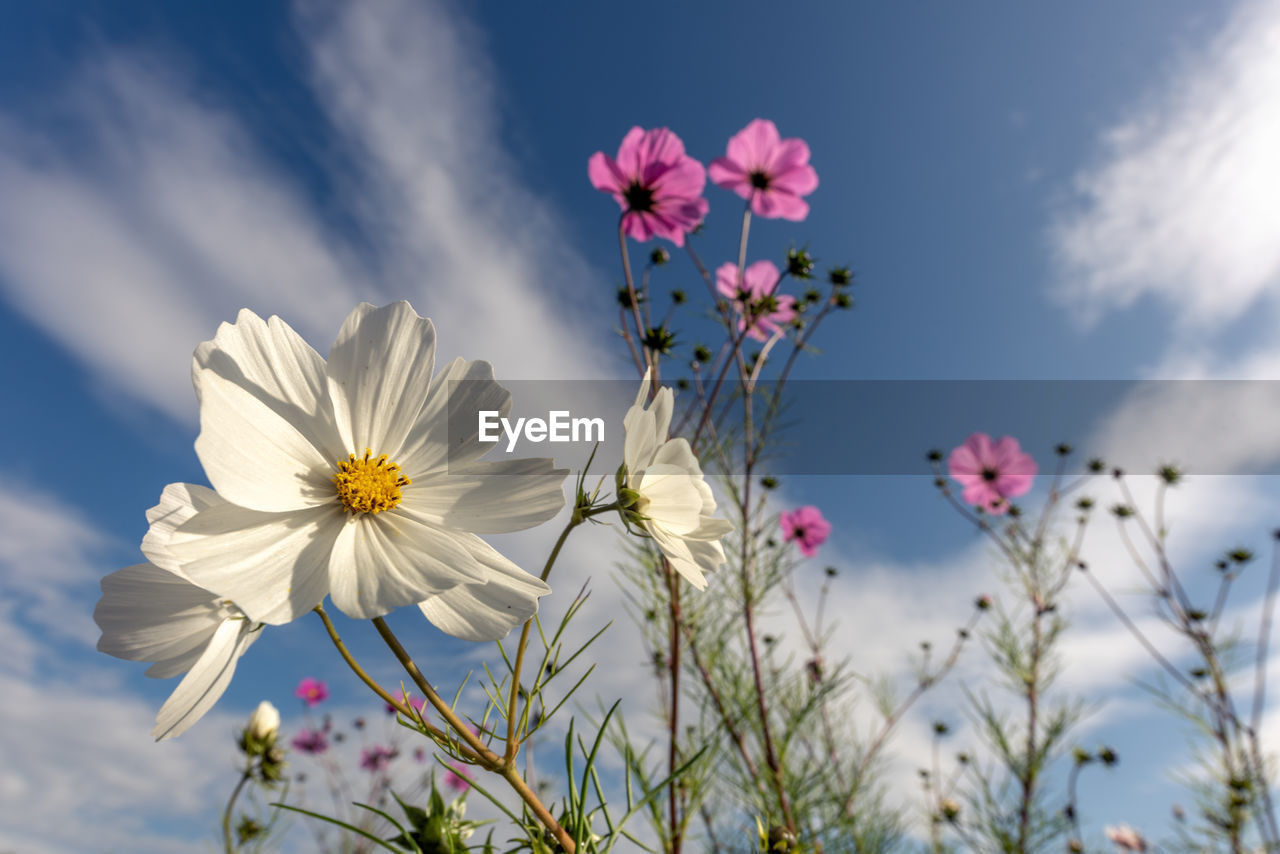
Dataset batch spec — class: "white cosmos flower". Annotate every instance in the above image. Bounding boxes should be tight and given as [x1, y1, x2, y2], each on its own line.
[95, 483, 263, 741]
[165, 302, 566, 636]
[245, 700, 280, 742]
[622, 371, 732, 589]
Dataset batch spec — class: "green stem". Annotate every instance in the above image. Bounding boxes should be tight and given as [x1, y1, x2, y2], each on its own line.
[222, 767, 252, 854]
[313, 605, 450, 740]
[506, 506, 590, 761]
[370, 615, 576, 853]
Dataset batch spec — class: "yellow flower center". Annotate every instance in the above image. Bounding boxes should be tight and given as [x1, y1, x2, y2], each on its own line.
[333, 449, 411, 515]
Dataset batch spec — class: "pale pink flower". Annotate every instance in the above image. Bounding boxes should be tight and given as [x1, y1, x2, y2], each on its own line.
[1104, 824, 1148, 852]
[444, 761, 473, 792]
[715, 261, 798, 341]
[290, 727, 329, 754]
[947, 433, 1036, 515]
[589, 127, 708, 246]
[294, 677, 328, 707]
[709, 119, 818, 221]
[780, 506, 831, 558]
[360, 744, 397, 773]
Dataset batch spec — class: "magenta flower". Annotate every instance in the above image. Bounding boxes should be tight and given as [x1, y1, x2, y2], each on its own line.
[444, 761, 473, 793]
[360, 744, 397, 773]
[290, 727, 329, 755]
[780, 506, 831, 558]
[588, 127, 709, 246]
[716, 260, 798, 342]
[947, 433, 1037, 515]
[294, 677, 328, 707]
[709, 119, 818, 221]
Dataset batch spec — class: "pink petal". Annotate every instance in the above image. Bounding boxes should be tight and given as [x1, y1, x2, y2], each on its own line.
[716, 263, 742, 299]
[765, 137, 812, 176]
[771, 162, 820, 197]
[637, 128, 688, 169]
[752, 190, 810, 221]
[614, 126, 648, 176]
[948, 443, 982, 478]
[743, 260, 781, 298]
[968, 433, 997, 467]
[726, 118, 780, 171]
[588, 152, 626, 194]
[651, 157, 707, 201]
[708, 157, 749, 192]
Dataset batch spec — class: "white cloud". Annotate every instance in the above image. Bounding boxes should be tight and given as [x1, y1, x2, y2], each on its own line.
[1050, 0, 1280, 330]
[0, 0, 612, 429]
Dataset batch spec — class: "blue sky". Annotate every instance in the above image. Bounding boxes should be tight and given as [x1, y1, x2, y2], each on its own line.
[3, 1, 1280, 851]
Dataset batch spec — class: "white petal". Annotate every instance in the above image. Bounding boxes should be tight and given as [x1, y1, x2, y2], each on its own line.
[192, 309, 344, 461]
[141, 483, 224, 577]
[397, 357, 513, 475]
[95, 563, 223, 664]
[685, 534, 728, 570]
[169, 503, 340, 625]
[685, 515, 734, 541]
[152, 618, 258, 741]
[623, 383, 673, 473]
[638, 464, 705, 534]
[326, 302, 437, 459]
[418, 550, 551, 641]
[327, 511, 489, 620]
[194, 368, 334, 512]
[145, 644, 208, 680]
[648, 526, 709, 590]
[405, 458, 567, 534]
[651, 436, 701, 475]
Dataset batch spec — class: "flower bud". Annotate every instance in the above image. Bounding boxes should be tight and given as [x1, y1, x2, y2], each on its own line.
[786, 246, 815, 279]
[243, 706, 279, 742]
[827, 266, 853, 286]
[650, 247, 670, 266]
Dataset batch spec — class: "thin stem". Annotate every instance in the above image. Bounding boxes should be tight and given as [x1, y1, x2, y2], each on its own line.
[618, 220, 650, 373]
[507, 507, 587, 762]
[667, 560, 684, 854]
[222, 767, 252, 854]
[313, 606, 444, 737]
[368, 616, 578, 852]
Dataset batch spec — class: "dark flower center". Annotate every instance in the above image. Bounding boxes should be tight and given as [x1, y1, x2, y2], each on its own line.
[749, 171, 771, 190]
[624, 181, 655, 213]
[981, 467, 999, 482]
[793, 525, 806, 540]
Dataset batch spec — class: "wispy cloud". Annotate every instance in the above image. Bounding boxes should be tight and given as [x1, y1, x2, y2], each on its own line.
[1049, 0, 1280, 331]
[0, 0, 610, 428]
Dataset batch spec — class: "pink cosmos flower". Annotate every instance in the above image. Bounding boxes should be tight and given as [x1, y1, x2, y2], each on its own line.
[588, 127, 709, 246]
[947, 433, 1037, 515]
[715, 260, 798, 341]
[360, 744, 397, 773]
[444, 761, 473, 792]
[294, 677, 328, 707]
[1104, 825, 1147, 852]
[290, 727, 329, 755]
[780, 506, 831, 558]
[709, 119, 819, 221]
